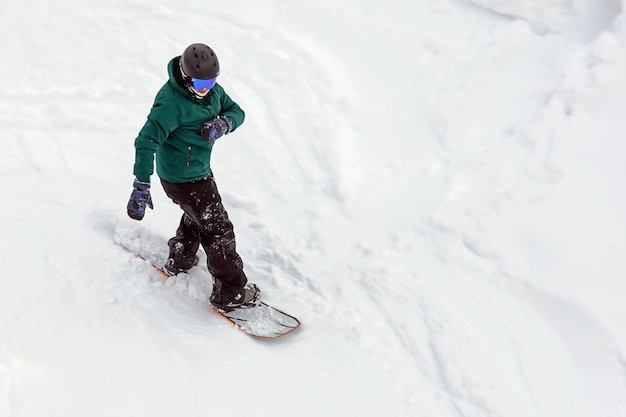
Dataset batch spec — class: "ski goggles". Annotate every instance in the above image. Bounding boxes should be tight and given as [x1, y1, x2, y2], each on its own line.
[189, 77, 217, 91]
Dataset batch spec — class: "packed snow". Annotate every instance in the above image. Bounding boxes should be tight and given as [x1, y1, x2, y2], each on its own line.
[2, 0, 626, 416]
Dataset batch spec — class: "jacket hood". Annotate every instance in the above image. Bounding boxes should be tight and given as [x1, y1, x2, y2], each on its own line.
[167, 57, 189, 95]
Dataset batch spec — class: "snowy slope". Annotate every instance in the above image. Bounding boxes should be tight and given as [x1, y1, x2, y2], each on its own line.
[2, 0, 626, 416]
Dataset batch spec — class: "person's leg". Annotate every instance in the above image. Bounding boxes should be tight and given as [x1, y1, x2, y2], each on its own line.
[161, 176, 247, 301]
[165, 213, 201, 274]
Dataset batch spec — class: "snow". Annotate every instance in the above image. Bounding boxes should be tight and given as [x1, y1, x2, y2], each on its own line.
[1, 0, 626, 416]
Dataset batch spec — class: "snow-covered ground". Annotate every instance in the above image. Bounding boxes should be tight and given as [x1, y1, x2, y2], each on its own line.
[2, 0, 626, 416]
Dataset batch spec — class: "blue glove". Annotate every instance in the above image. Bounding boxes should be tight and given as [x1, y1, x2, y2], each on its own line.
[201, 115, 232, 143]
[127, 179, 153, 220]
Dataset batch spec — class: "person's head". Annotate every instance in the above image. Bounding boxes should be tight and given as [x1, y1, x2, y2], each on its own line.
[180, 43, 220, 97]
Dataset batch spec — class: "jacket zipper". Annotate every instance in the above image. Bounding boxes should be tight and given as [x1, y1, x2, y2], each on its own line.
[186, 146, 192, 170]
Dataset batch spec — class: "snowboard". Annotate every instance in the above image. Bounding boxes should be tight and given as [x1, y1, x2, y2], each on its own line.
[118, 241, 301, 340]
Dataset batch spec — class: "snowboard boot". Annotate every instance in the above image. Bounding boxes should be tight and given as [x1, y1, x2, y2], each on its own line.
[163, 255, 199, 276]
[211, 283, 261, 312]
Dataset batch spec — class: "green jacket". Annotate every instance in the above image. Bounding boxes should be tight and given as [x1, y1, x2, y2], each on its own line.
[133, 56, 245, 183]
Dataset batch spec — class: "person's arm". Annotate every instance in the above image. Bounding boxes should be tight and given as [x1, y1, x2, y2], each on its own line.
[219, 87, 245, 132]
[127, 91, 181, 220]
[133, 92, 181, 183]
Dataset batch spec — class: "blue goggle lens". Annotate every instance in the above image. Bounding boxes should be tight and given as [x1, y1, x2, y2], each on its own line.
[190, 77, 217, 90]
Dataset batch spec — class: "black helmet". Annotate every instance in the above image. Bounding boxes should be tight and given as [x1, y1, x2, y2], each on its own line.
[180, 43, 220, 79]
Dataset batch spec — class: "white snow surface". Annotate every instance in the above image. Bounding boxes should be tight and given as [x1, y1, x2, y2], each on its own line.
[2, 0, 626, 416]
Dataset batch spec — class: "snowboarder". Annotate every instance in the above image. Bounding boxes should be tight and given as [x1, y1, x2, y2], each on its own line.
[126, 43, 259, 312]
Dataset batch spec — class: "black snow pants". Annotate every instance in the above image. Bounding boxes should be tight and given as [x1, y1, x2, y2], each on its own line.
[160, 175, 247, 302]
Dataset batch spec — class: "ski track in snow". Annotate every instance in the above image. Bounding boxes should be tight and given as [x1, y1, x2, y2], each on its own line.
[2, 0, 626, 416]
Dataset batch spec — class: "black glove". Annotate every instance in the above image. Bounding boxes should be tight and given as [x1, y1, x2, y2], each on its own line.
[127, 179, 153, 220]
[201, 115, 233, 143]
